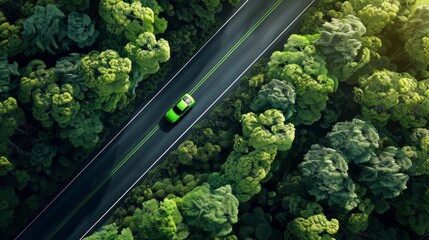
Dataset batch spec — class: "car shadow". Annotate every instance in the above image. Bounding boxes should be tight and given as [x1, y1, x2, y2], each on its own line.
[159, 117, 173, 132]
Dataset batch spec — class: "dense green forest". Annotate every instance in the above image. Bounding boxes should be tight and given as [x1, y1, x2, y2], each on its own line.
[0, 0, 241, 238]
[1, 0, 429, 239]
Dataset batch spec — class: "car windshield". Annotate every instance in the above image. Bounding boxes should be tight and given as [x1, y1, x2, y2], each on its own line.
[183, 96, 192, 104]
[172, 105, 182, 115]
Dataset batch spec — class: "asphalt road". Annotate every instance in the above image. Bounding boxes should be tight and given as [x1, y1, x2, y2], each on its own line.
[15, 0, 317, 239]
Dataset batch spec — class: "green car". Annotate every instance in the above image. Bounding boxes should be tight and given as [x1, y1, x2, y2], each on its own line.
[165, 93, 196, 123]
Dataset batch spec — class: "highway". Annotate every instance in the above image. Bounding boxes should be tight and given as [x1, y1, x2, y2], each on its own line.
[15, 0, 317, 239]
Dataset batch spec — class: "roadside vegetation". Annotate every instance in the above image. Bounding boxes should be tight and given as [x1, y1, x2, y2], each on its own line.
[1, 0, 429, 239]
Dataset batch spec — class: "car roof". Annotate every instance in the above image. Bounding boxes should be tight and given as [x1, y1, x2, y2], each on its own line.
[177, 100, 188, 111]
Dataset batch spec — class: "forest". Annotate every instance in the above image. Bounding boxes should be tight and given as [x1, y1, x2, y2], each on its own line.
[1, 0, 429, 239]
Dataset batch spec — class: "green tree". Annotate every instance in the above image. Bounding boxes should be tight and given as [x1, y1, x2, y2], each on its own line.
[84, 223, 133, 240]
[316, 15, 366, 64]
[18, 60, 56, 104]
[99, 0, 156, 42]
[123, 198, 188, 239]
[0, 11, 25, 56]
[22, 4, 65, 54]
[299, 144, 360, 211]
[358, 146, 411, 199]
[346, 0, 399, 35]
[237, 207, 273, 240]
[241, 109, 295, 151]
[175, 0, 223, 29]
[0, 97, 24, 156]
[124, 32, 170, 95]
[32, 82, 80, 128]
[354, 70, 429, 128]
[65, 12, 99, 48]
[0, 156, 12, 176]
[285, 214, 339, 240]
[268, 34, 336, 125]
[402, 128, 429, 176]
[400, 5, 429, 65]
[138, 0, 168, 34]
[182, 183, 239, 237]
[219, 110, 295, 202]
[79, 50, 132, 112]
[0, 54, 19, 97]
[59, 104, 103, 149]
[299, 119, 411, 210]
[326, 118, 379, 164]
[30, 142, 57, 172]
[250, 79, 296, 118]
[391, 176, 429, 236]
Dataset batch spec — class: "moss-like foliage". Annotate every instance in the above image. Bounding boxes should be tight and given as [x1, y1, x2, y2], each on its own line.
[268, 34, 337, 125]
[22, 4, 65, 54]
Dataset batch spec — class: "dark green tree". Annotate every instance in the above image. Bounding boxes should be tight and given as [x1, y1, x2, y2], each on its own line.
[182, 183, 239, 237]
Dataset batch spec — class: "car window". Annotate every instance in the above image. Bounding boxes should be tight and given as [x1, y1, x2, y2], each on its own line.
[173, 105, 182, 115]
[183, 96, 192, 104]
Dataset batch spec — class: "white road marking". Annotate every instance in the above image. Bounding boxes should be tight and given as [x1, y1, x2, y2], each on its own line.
[80, 0, 316, 238]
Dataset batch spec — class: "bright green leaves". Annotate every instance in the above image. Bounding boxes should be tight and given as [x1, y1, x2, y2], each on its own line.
[32, 83, 80, 128]
[214, 110, 295, 202]
[18, 60, 56, 104]
[0, 97, 24, 142]
[99, 0, 162, 41]
[80, 50, 131, 112]
[353, 0, 399, 35]
[401, 5, 429, 65]
[354, 70, 429, 128]
[124, 198, 188, 240]
[241, 109, 295, 151]
[19, 60, 81, 128]
[268, 34, 336, 125]
[286, 214, 339, 240]
[0, 156, 12, 176]
[223, 148, 274, 202]
[124, 32, 170, 94]
[182, 183, 238, 237]
[0, 11, 24, 56]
